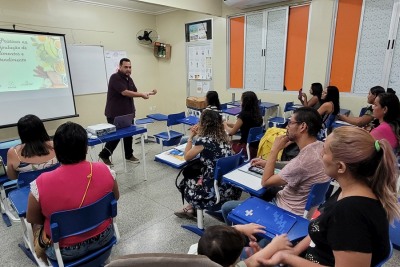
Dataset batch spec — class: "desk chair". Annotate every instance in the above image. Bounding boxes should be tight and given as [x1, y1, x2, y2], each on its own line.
[135, 118, 155, 143]
[303, 180, 331, 219]
[106, 253, 221, 267]
[49, 192, 120, 267]
[268, 102, 293, 128]
[389, 198, 400, 250]
[245, 126, 264, 162]
[318, 114, 336, 141]
[154, 112, 185, 151]
[181, 153, 243, 236]
[1, 164, 60, 226]
[0, 139, 22, 165]
[376, 242, 393, 267]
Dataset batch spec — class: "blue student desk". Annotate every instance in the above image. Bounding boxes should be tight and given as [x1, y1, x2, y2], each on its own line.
[88, 125, 148, 180]
[178, 116, 199, 126]
[147, 113, 168, 121]
[228, 197, 309, 242]
[223, 162, 267, 197]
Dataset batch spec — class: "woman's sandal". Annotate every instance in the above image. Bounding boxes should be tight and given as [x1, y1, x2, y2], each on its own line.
[174, 207, 197, 220]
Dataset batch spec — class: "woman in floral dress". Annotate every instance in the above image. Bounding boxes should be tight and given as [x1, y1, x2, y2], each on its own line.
[174, 110, 242, 219]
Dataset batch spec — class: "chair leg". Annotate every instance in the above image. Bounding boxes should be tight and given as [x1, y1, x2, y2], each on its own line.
[181, 209, 205, 236]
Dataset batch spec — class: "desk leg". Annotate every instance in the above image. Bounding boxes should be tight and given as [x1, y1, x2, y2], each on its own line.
[141, 134, 147, 181]
[120, 138, 127, 172]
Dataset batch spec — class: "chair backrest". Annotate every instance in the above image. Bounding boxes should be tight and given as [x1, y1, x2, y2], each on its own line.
[0, 139, 21, 165]
[303, 180, 331, 219]
[283, 102, 294, 113]
[359, 107, 368, 117]
[167, 112, 186, 127]
[246, 127, 264, 161]
[213, 153, 243, 204]
[106, 253, 221, 267]
[375, 242, 393, 267]
[17, 163, 60, 188]
[50, 192, 117, 243]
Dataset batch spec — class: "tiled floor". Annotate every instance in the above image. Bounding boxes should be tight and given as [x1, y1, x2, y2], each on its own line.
[1, 121, 399, 266]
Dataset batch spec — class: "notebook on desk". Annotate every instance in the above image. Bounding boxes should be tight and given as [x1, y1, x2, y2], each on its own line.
[229, 197, 297, 236]
[113, 114, 134, 130]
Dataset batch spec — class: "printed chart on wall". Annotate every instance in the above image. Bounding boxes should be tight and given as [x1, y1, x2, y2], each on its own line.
[187, 43, 213, 96]
[188, 44, 212, 80]
[104, 50, 127, 82]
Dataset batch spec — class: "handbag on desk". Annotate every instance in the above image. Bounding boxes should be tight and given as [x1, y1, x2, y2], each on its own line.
[0, 156, 6, 176]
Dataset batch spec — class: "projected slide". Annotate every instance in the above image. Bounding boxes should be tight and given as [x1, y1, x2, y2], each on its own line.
[0, 32, 68, 92]
[0, 29, 77, 128]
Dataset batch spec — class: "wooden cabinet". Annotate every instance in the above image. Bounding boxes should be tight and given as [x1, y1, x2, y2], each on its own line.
[154, 42, 171, 59]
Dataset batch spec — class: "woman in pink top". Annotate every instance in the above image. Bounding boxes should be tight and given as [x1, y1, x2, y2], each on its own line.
[27, 122, 120, 262]
[370, 92, 400, 150]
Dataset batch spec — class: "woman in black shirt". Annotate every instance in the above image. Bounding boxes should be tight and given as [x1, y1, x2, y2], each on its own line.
[249, 126, 400, 267]
[224, 91, 263, 159]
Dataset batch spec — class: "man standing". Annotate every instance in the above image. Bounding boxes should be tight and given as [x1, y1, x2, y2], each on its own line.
[99, 58, 156, 165]
[222, 107, 330, 222]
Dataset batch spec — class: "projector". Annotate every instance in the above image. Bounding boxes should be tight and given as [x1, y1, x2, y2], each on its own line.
[87, 123, 116, 137]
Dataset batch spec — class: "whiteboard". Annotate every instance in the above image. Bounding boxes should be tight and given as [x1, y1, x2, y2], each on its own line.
[104, 50, 127, 82]
[67, 45, 108, 95]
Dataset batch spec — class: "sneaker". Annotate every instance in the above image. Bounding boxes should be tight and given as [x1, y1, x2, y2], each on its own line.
[126, 155, 140, 163]
[174, 207, 197, 221]
[99, 156, 113, 166]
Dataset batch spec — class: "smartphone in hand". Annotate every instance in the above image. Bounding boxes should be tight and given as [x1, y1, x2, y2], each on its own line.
[298, 88, 303, 97]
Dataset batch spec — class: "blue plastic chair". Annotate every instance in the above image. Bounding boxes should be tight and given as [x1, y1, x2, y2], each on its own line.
[268, 102, 294, 128]
[49, 192, 120, 267]
[181, 153, 244, 236]
[1, 163, 60, 226]
[154, 112, 185, 151]
[245, 126, 264, 162]
[303, 180, 331, 219]
[375, 242, 393, 267]
[0, 139, 21, 165]
[389, 198, 400, 250]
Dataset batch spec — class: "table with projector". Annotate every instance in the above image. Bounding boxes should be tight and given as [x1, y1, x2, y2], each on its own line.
[86, 123, 148, 179]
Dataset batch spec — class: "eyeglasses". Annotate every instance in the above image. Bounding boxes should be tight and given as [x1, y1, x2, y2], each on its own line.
[287, 120, 303, 126]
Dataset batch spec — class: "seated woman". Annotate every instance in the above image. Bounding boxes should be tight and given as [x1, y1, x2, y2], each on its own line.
[370, 92, 400, 150]
[248, 126, 400, 267]
[174, 110, 242, 219]
[27, 122, 120, 262]
[317, 86, 340, 124]
[6, 114, 58, 180]
[337, 85, 385, 129]
[298, 83, 323, 109]
[181, 90, 223, 144]
[224, 91, 263, 159]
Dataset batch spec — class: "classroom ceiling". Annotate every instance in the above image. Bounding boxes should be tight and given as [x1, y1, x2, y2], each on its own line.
[64, 0, 177, 15]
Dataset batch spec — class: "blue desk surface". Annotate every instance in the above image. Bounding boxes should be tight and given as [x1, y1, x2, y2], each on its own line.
[260, 102, 279, 109]
[8, 186, 30, 217]
[223, 107, 241, 116]
[178, 116, 199, 126]
[87, 125, 146, 146]
[228, 197, 309, 242]
[339, 108, 350, 116]
[147, 113, 168, 121]
[135, 118, 154, 125]
[222, 163, 267, 198]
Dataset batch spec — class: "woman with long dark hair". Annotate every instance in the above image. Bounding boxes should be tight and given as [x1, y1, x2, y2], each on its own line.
[317, 86, 340, 123]
[337, 86, 385, 129]
[6, 114, 58, 180]
[224, 91, 263, 159]
[298, 83, 323, 109]
[370, 92, 400, 150]
[174, 110, 241, 219]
